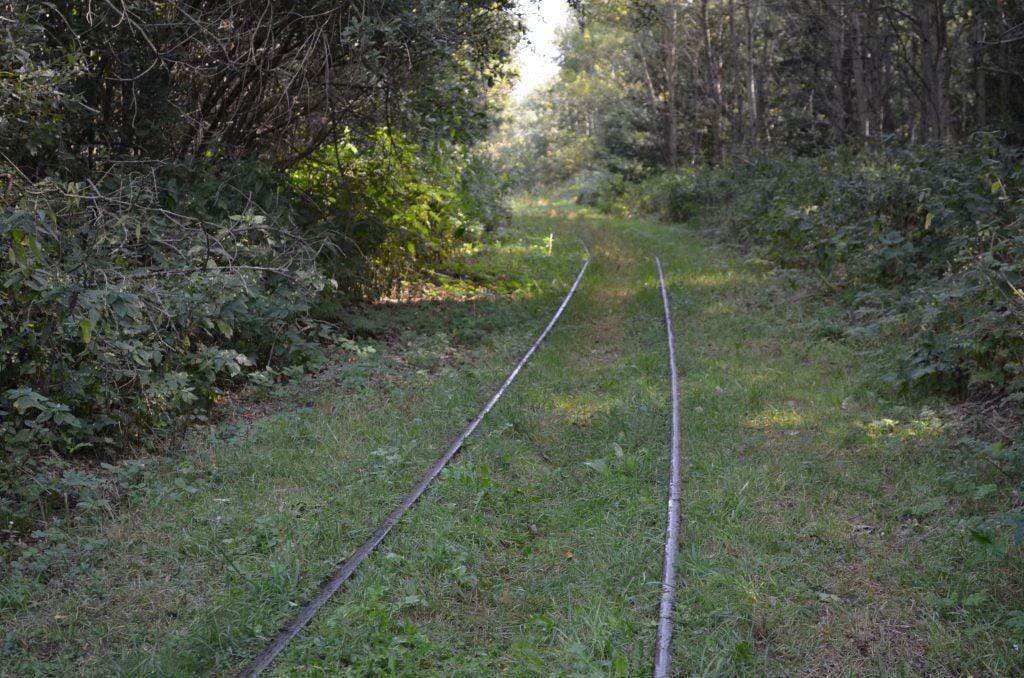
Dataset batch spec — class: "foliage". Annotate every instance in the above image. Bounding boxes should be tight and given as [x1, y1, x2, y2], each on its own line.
[630, 139, 1024, 405]
[1, 0, 520, 175]
[0, 165, 355, 530]
[619, 169, 701, 222]
[0, 0, 522, 534]
[497, 0, 1024, 190]
[293, 131, 510, 295]
[571, 169, 631, 211]
[492, 11, 653, 192]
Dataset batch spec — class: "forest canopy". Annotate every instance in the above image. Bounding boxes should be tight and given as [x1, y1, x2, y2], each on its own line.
[508, 0, 1024, 176]
[1, 0, 521, 530]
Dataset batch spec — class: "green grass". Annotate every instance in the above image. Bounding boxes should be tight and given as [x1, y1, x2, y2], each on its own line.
[3, 201, 1023, 675]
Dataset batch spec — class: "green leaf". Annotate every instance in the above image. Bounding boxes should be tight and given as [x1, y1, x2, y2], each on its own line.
[906, 496, 945, 518]
[972, 484, 998, 502]
[79, 318, 93, 344]
[969, 527, 994, 545]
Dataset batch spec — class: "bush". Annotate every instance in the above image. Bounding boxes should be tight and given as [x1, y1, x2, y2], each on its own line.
[0, 165, 349, 531]
[571, 169, 629, 210]
[0, 0, 519, 540]
[623, 170, 703, 222]
[292, 131, 508, 296]
[631, 140, 1024, 404]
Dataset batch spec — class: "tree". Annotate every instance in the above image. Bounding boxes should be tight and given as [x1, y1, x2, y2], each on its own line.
[514, 0, 1024, 180]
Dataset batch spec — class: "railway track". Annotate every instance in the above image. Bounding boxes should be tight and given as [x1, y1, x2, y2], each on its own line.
[653, 256, 683, 678]
[239, 246, 591, 677]
[238, 249, 687, 677]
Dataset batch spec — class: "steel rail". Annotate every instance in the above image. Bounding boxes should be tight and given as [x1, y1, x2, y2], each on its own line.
[653, 256, 683, 678]
[238, 245, 591, 677]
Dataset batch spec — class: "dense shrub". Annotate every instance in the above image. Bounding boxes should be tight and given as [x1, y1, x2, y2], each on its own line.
[630, 140, 1024, 404]
[293, 132, 508, 295]
[0, 0, 519, 176]
[0, 166, 359, 529]
[572, 169, 629, 211]
[622, 170, 702, 223]
[0, 0, 520, 536]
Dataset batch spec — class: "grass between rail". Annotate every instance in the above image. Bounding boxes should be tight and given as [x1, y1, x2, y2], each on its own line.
[3, 201, 1023, 675]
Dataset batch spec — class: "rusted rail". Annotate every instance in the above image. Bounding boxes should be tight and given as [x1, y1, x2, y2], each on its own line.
[238, 245, 591, 677]
[653, 256, 683, 678]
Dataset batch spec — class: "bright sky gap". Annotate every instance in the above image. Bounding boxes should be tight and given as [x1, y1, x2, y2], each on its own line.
[512, 0, 570, 102]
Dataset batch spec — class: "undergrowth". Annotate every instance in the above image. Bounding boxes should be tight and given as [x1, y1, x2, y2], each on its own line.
[576, 138, 1024, 541]
[622, 139, 1024, 411]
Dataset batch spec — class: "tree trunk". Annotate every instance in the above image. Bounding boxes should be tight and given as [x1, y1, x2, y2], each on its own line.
[973, 3, 987, 130]
[700, 0, 725, 162]
[851, 4, 871, 139]
[744, 0, 760, 146]
[998, 2, 1011, 131]
[865, 1, 888, 136]
[914, 0, 953, 141]
[824, 0, 849, 138]
[665, 1, 680, 169]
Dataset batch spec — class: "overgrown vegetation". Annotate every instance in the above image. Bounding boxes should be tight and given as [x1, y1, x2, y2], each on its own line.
[5, 205, 1022, 674]
[492, 0, 1024, 550]
[5, 0, 1024, 671]
[498, 2, 1024, 426]
[633, 141, 1024, 406]
[1, 1, 520, 535]
[501, 0, 1024, 181]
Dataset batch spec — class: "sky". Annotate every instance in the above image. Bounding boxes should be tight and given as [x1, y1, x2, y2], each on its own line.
[511, 0, 571, 102]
